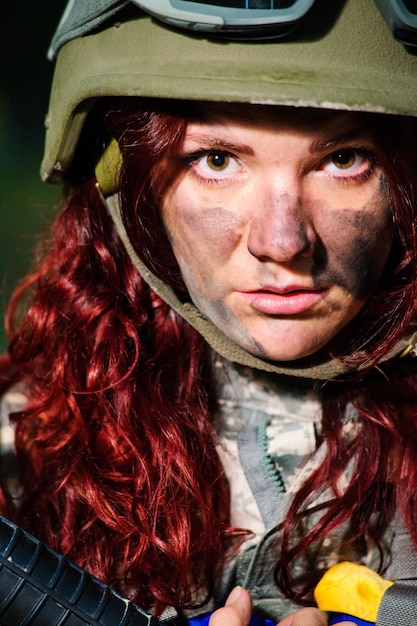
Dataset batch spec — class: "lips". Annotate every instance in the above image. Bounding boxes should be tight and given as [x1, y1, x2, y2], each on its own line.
[238, 287, 327, 316]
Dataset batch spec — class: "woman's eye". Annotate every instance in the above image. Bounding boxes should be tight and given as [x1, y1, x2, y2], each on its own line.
[191, 150, 242, 180]
[206, 152, 230, 171]
[332, 149, 357, 170]
[321, 148, 376, 178]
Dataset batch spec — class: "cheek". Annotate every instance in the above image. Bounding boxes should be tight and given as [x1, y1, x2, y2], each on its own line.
[165, 201, 245, 265]
[313, 199, 393, 300]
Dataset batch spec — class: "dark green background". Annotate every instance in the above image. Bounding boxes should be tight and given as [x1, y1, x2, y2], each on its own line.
[1, 4, 66, 352]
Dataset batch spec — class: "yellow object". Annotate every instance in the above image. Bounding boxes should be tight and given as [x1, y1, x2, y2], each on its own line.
[314, 562, 394, 623]
[95, 139, 123, 197]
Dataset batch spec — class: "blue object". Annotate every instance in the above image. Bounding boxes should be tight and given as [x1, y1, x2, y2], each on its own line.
[187, 612, 275, 626]
[329, 614, 374, 626]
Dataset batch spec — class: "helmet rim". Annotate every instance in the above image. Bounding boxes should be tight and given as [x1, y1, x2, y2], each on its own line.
[42, 0, 417, 182]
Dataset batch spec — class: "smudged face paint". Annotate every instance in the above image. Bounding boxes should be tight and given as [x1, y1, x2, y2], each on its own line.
[162, 107, 394, 362]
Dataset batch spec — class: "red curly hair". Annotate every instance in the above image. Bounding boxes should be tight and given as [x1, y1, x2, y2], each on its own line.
[1, 99, 417, 610]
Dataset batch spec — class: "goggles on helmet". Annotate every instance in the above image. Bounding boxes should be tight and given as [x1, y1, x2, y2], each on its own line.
[131, 0, 416, 44]
[130, 0, 315, 39]
[375, 0, 417, 46]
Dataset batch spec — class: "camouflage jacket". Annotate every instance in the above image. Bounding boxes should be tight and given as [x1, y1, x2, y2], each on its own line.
[202, 358, 417, 622]
[1, 361, 417, 623]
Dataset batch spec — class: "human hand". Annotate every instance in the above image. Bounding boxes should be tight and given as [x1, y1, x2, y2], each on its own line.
[277, 609, 355, 626]
[208, 587, 356, 626]
[208, 586, 252, 626]
[275, 607, 327, 625]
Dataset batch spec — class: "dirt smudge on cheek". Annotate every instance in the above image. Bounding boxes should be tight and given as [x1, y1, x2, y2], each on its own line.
[179, 205, 245, 263]
[313, 204, 394, 301]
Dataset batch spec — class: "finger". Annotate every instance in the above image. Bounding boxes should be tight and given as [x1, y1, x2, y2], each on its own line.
[277, 607, 327, 626]
[209, 587, 252, 626]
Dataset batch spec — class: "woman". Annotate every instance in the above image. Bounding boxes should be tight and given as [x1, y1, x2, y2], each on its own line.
[1, 1, 417, 625]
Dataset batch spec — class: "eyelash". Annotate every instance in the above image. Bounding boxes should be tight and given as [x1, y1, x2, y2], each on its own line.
[183, 149, 242, 185]
[182, 146, 380, 186]
[319, 147, 380, 183]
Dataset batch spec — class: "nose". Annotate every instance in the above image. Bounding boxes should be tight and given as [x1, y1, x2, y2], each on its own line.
[247, 192, 314, 263]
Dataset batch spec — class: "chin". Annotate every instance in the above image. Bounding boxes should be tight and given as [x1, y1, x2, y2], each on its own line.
[252, 339, 331, 363]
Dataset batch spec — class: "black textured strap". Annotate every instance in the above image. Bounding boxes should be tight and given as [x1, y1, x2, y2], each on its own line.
[376, 581, 417, 625]
[0, 515, 168, 625]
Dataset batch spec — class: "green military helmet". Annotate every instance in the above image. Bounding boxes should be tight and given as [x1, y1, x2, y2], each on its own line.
[42, 0, 417, 183]
[39, 0, 417, 380]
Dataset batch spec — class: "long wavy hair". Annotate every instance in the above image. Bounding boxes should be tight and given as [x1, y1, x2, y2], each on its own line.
[1, 98, 417, 610]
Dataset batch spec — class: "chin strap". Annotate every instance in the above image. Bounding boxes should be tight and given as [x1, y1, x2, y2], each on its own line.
[103, 192, 417, 381]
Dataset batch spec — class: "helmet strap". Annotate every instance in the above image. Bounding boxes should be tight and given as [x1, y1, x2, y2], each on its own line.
[104, 191, 417, 381]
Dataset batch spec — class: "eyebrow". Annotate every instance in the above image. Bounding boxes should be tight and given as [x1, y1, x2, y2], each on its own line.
[310, 128, 373, 153]
[184, 126, 373, 156]
[185, 134, 255, 156]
